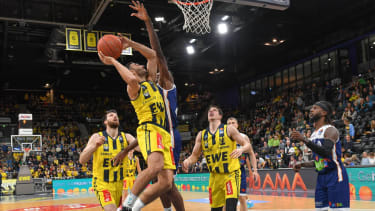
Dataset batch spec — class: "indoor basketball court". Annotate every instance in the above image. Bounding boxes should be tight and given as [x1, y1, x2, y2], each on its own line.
[1, 191, 375, 210]
[1, 0, 375, 211]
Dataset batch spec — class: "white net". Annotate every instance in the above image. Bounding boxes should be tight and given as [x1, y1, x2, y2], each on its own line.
[174, 0, 214, 35]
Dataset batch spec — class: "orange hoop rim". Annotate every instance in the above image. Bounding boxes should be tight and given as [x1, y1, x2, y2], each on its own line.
[24, 148, 31, 153]
[174, 0, 212, 6]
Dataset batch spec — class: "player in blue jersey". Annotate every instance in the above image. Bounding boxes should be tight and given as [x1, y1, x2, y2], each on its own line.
[291, 101, 350, 211]
[129, 2, 185, 211]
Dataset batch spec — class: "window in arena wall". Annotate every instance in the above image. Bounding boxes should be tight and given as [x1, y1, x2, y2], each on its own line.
[357, 38, 368, 65]
[303, 61, 312, 83]
[296, 64, 303, 83]
[283, 68, 289, 86]
[329, 50, 338, 78]
[369, 34, 375, 67]
[289, 66, 296, 85]
[275, 72, 281, 88]
[268, 75, 274, 89]
[320, 54, 330, 81]
[311, 57, 320, 82]
[263, 77, 268, 93]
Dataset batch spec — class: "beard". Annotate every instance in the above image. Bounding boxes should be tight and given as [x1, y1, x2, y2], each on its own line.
[107, 120, 119, 129]
[310, 112, 322, 123]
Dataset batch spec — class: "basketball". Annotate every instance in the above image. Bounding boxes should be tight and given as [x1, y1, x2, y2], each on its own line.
[97, 34, 123, 59]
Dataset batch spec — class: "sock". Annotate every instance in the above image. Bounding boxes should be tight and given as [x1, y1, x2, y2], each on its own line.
[164, 207, 172, 211]
[122, 191, 138, 208]
[132, 198, 145, 211]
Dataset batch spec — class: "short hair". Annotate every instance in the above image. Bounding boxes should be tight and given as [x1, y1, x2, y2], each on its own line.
[227, 117, 238, 123]
[208, 105, 223, 116]
[102, 109, 118, 123]
[125, 62, 134, 70]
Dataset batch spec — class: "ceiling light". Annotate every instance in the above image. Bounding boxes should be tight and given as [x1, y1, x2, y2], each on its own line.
[272, 38, 278, 43]
[220, 69, 224, 72]
[186, 45, 195, 54]
[214, 68, 219, 72]
[218, 23, 228, 34]
[279, 40, 285, 44]
[44, 83, 50, 88]
[184, 83, 189, 86]
[221, 15, 229, 21]
[209, 71, 214, 74]
[328, 58, 332, 62]
[373, 41, 375, 45]
[155, 16, 165, 22]
[189, 39, 196, 44]
[264, 42, 271, 46]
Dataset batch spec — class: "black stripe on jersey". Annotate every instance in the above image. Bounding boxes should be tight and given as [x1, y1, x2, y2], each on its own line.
[113, 171, 117, 182]
[215, 167, 220, 173]
[209, 166, 212, 172]
[223, 163, 229, 173]
[149, 81, 157, 91]
[120, 167, 124, 180]
[112, 138, 117, 150]
[104, 170, 109, 182]
[212, 135, 216, 145]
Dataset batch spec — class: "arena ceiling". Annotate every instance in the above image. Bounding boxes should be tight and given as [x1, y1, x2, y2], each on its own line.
[0, 0, 375, 93]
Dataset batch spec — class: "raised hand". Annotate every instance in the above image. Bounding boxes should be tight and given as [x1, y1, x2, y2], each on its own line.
[182, 159, 190, 173]
[117, 33, 132, 50]
[129, 0, 149, 21]
[98, 51, 115, 65]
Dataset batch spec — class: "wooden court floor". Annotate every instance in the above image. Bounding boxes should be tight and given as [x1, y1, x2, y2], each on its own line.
[1, 191, 375, 211]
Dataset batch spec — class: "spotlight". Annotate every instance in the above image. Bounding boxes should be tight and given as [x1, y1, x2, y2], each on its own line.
[221, 15, 229, 21]
[218, 23, 228, 34]
[189, 39, 196, 44]
[186, 45, 195, 54]
[155, 16, 165, 22]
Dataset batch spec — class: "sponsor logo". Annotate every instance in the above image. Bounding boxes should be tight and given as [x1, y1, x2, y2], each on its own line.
[157, 133, 164, 149]
[226, 180, 233, 195]
[102, 190, 112, 202]
[9, 204, 100, 211]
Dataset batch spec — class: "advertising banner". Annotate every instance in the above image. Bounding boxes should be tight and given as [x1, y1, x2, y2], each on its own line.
[83, 30, 99, 52]
[65, 28, 82, 51]
[52, 178, 93, 194]
[175, 173, 210, 192]
[2, 179, 16, 195]
[347, 166, 375, 201]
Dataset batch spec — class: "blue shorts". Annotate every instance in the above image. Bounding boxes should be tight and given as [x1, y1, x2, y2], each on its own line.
[173, 128, 182, 171]
[240, 166, 247, 196]
[315, 167, 350, 209]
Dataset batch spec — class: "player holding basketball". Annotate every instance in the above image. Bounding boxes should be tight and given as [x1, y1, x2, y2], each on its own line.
[183, 105, 250, 211]
[291, 101, 350, 211]
[121, 150, 141, 205]
[79, 110, 136, 211]
[227, 117, 258, 210]
[98, 31, 175, 211]
[128, 1, 185, 211]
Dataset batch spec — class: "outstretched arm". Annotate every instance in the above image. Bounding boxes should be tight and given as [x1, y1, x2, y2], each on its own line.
[98, 52, 139, 100]
[129, 0, 173, 89]
[182, 132, 202, 172]
[118, 34, 157, 83]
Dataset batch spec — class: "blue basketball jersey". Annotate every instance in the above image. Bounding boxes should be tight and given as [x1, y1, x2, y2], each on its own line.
[158, 84, 179, 148]
[310, 125, 344, 179]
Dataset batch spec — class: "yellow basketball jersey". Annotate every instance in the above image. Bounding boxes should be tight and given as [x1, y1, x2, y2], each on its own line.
[131, 81, 166, 128]
[125, 156, 137, 177]
[201, 124, 240, 173]
[92, 131, 128, 182]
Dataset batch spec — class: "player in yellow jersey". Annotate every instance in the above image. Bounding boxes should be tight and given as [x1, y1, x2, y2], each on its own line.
[121, 150, 141, 203]
[79, 110, 136, 211]
[98, 32, 175, 211]
[183, 105, 250, 211]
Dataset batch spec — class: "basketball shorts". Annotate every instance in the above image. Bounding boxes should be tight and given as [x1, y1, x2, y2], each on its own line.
[137, 123, 176, 170]
[93, 178, 122, 208]
[209, 169, 241, 208]
[315, 167, 350, 210]
[240, 166, 247, 196]
[123, 176, 135, 191]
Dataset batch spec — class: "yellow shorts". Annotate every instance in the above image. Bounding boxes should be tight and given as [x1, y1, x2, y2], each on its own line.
[137, 123, 176, 170]
[123, 176, 135, 190]
[93, 179, 123, 208]
[209, 169, 241, 208]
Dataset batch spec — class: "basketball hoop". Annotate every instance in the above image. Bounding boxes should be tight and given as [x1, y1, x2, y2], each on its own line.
[23, 148, 31, 163]
[173, 0, 213, 35]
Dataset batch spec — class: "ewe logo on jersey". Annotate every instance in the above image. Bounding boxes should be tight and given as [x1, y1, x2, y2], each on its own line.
[206, 152, 228, 164]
